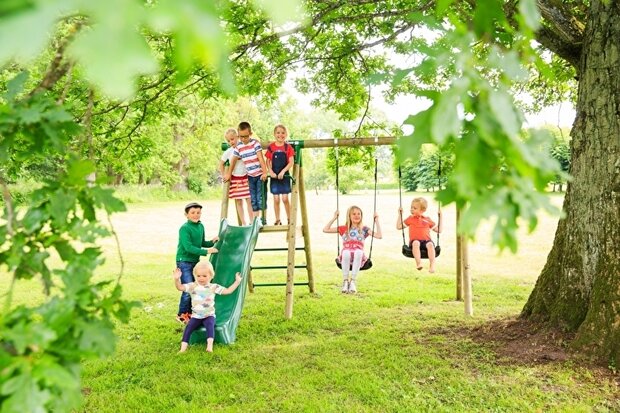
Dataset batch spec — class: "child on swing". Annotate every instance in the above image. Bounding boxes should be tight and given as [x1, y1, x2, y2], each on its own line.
[323, 206, 382, 294]
[397, 197, 441, 273]
[173, 261, 242, 353]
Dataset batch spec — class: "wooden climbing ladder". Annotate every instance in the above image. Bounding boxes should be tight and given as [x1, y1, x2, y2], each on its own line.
[220, 142, 314, 319]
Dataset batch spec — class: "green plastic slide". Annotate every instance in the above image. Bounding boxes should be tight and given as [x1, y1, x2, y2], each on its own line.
[189, 218, 260, 345]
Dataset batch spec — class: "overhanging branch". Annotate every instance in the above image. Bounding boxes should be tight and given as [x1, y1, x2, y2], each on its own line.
[534, 0, 584, 69]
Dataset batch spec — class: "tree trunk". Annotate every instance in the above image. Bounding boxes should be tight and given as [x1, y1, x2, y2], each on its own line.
[522, 0, 620, 365]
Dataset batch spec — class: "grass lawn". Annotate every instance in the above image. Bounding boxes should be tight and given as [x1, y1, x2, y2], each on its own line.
[6, 191, 620, 412]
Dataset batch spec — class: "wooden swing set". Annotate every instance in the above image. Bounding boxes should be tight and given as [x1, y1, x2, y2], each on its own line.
[220, 137, 473, 319]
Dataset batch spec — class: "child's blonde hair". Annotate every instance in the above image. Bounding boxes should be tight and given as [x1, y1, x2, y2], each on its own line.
[346, 205, 363, 229]
[224, 128, 238, 138]
[273, 124, 288, 135]
[193, 261, 214, 277]
[412, 197, 428, 211]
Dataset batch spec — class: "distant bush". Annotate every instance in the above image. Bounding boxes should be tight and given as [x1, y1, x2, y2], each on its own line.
[187, 176, 204, 195]
[111, 184, 222, 204]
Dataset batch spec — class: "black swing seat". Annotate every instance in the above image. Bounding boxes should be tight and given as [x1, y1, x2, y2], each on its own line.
[402, 244, 441, 259]
[335, 257, 373, 271]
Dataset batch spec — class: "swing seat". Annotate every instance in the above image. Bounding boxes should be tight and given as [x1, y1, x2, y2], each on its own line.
[402, 244, 441, 259]
[335, 258, 373, 271]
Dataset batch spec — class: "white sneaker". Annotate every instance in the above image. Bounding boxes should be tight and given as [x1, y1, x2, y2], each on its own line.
[348, 280, 357, 294]
[341, 280, 349, 293]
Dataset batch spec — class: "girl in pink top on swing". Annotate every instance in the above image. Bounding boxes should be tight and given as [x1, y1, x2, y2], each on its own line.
[323, 205, 382, 294]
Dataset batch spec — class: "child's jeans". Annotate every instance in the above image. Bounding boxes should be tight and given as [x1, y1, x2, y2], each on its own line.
[182, 316, 215, 343]
[247, 175, 264, 212]
[176, 260, 197, 315]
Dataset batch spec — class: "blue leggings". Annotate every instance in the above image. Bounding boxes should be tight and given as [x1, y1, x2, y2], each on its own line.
[181, 316, 215, 343]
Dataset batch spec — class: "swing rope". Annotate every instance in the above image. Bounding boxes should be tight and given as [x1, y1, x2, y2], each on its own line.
[334, 143, 378, 270]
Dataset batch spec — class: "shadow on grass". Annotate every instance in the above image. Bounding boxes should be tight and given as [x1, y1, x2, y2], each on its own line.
[424, 317, 620, 393]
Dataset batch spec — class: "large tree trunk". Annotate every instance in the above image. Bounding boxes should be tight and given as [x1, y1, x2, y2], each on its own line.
[522, 0, 620, 364]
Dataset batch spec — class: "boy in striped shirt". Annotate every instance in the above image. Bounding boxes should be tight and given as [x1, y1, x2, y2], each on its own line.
[226, 121, 268, 222]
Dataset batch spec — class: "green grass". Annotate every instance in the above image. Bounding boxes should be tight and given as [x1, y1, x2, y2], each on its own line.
[78, 255, 618, 412]
[3, 197, 618, 412]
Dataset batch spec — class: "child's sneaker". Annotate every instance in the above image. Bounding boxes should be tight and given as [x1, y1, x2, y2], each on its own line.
[341, 280, 349, 293]
[175, 313, 190, 325]
[348, 280, 357, 294]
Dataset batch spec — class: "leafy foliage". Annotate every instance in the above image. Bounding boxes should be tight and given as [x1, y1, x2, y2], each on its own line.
[393, 0, 564, 251]
[399, 147, 453, 192]
[547, 128, 571, 191]
[0, 75, 136, 413]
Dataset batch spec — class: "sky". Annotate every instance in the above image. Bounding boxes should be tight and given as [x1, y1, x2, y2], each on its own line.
[373, 94, 576, 129]
[285, 69, 576, 133]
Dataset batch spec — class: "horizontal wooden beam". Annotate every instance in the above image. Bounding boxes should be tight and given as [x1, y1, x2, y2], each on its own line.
[221, 136, 398, 151]
[289, 136, 397, 149]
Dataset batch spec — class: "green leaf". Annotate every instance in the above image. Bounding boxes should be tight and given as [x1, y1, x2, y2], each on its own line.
[48, 190, 75, 225]
[43, 106, 73, 123]
[0, 374, 51, 413]
[489, 48, 528, 81]
[91, 187, 126, 214]
[252, 0, 304, 25]
[436, 0, 455, 15]
[431, 90, 461, 144]
[35, 362, 79, 391]
[151, 0, 234, 92]
[53, 240, 76, 261]
[3, 321, 57, 354]
[18, 106, 44, 124]
[0, 2, 66, 65]
[472, 0, 504, 38]
[399, 109, 434, 163]
[488, 89, 521, 138]
[21, 208, 46, 234]
[4, 71, 28, 100]
[65, 159, 95, 186]
[518, 0, 541, 31]
[0, 0, 36, 16]
[389, 68, 413, 88]
[68, 20, 157, 100]
[78, 320, 116, 356]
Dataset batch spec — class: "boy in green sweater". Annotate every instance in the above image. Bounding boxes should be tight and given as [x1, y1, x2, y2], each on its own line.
[175, 202, 219, 324]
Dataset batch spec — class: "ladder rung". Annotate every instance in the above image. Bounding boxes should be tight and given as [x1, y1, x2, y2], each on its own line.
[254, 247, 305, 252]
[251, 265, 307, 270]
[252, 282, 310, 287]
[259, 225, 290, 232]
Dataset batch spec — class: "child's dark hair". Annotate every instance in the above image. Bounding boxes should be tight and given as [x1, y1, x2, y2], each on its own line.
[238, 121, 252, 133]
[184, 202, 202, 213]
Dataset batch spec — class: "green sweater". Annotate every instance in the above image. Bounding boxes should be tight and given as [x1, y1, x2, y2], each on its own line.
[175, 220, 216, 262]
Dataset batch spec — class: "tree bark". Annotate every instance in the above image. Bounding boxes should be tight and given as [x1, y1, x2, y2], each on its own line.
[522, 0, 620, 365]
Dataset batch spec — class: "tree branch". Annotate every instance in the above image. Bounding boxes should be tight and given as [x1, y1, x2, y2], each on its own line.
[534, 0, 584, 70]
[29, 23, 82, 97]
